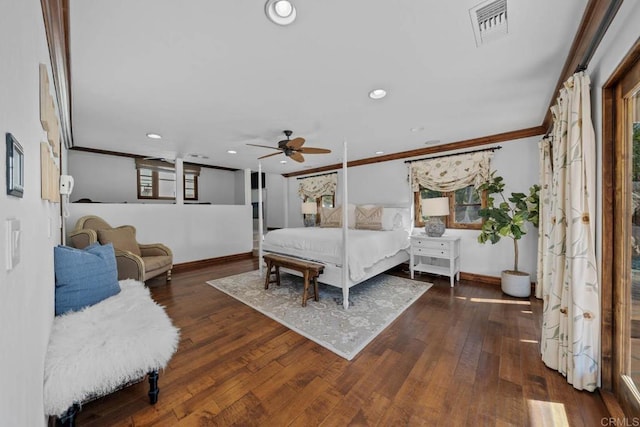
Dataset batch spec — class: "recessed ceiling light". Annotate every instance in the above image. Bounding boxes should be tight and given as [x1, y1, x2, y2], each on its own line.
[410, 127, 424, 132]
[375, 151, 384, 155]
[368, 89, 387, 100]
[280, 160, 287, 164]
[227, 150, 237, 154]
[274, 0, 293, 17]
[146, 133, 162, 139]
[265, 0, 296, 25]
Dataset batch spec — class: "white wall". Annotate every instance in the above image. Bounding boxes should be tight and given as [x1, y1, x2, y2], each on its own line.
[0, 1, 62, 424]
[266, 173, 286, 229]
[281, 136, 541, 278]
[67, 150, 238, 204]
[66, 204, 253, 264]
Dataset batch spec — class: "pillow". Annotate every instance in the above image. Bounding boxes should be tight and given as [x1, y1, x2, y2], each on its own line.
[54, 243, 121, 316]
[355, 205, 383, 230]
[320, 206, 342, 227]
[381, 207, 410, 230]
[97, 226, 141, 256]
[347, 204, 356, 228]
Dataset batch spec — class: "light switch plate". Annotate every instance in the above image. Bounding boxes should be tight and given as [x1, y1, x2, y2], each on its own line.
[6, 219, 20, 270]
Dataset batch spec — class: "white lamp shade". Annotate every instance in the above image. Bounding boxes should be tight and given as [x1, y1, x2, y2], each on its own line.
[301, 201, 318, 214]
[422, 197, 449, 217]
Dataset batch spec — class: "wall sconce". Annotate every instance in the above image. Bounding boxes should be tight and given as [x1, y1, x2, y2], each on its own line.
[301, 201, 317, 227]
[421, 197, 449, 237]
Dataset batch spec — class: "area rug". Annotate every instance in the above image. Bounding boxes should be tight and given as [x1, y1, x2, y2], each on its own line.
[206, 271, 432, 360]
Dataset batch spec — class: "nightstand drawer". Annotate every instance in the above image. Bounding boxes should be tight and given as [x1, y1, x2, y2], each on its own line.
[411, 238, 449, 251]
[414, 246, 449, 257]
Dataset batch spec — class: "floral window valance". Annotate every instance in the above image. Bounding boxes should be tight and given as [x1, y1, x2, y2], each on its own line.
[410, 151, 493, 192]
[298, 173, 337, 200]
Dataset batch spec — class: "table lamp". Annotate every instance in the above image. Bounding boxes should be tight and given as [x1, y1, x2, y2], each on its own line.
[301, 201, 317, 227]
[421, 197, 449, 237]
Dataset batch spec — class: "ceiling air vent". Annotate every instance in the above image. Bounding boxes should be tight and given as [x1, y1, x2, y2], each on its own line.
[470, 0, 508, 47]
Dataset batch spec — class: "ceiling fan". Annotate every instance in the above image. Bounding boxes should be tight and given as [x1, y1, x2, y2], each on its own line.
[247, 130, 331, 163]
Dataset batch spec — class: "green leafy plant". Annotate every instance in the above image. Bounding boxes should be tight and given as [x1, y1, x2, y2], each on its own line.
[477, 172, 540, 273]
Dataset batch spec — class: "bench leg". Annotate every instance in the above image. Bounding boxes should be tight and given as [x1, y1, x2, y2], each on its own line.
[302, 271, 310, 307]
[313, 276, 319, 302]
[56, 403, 79, 427]
[264, 260, 272, 289]
[148, 370, 160, 404]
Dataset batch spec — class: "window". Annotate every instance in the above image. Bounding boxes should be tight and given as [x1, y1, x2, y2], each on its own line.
[135, 159, 200, 200]
[414, 185, 486, 230]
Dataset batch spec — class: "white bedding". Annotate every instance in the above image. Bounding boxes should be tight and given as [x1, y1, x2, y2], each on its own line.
[262, 227, 410, 281]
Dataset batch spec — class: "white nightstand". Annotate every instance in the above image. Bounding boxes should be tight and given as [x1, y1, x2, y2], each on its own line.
[410, 233, 461, 287]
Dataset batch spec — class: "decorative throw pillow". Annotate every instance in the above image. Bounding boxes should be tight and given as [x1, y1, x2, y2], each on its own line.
[54, 243, 121, 316]
[355, 205, 383, 230]
[320, 206, 342, 228]
[97, 226, 141, 256]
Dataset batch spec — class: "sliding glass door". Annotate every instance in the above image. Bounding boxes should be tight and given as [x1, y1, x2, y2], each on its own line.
[610, 51, 640, 415]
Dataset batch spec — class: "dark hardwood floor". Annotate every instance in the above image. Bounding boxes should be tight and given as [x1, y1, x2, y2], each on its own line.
[74, 259, 609, 426]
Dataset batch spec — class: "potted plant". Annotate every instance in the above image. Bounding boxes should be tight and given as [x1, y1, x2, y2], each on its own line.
[477, 172, 540, 297]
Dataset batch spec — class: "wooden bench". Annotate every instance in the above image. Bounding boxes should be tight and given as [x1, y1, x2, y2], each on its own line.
[263, 253, 325, 307]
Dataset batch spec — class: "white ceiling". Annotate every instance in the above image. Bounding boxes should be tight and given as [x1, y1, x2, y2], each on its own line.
[68, 0, 588, 174]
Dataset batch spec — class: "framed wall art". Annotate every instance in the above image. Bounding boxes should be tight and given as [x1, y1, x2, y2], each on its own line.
[6, 133, 24, 197]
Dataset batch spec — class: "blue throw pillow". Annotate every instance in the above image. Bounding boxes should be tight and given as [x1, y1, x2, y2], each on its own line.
[54, 243, 121, 316]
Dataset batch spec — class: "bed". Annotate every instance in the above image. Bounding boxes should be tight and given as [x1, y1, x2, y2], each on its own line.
[261, 205, 412, 308]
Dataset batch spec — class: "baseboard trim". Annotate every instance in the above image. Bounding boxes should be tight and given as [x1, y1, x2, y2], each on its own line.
[460, 272, 501, 286]
[173, 252, 254, 273]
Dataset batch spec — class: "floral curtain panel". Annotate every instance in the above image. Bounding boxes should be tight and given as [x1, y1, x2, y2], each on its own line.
[536, 137, 552, 299]
[538, 71, 600, 391]
[410, 151, 493, 192]
[298, 173, 337, 200]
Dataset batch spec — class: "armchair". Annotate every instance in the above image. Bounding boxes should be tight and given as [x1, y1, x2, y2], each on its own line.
[68, 215, 173, 283]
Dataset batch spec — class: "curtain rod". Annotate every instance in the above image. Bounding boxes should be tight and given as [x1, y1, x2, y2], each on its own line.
[296, 171, 338, 180]
[404, 145, 501, 164]
[573, 0, 623, 74]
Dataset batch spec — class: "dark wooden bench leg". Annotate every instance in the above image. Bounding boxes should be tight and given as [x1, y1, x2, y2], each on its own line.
[313, 276, 319, 302]
[264, 260, 273, 289]
[148, 370, 159, 404]
[302, 270, 310, 307]
[56, 403, 79, 427]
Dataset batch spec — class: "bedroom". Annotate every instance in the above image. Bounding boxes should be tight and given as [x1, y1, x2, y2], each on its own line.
[1, 0, 640, 425]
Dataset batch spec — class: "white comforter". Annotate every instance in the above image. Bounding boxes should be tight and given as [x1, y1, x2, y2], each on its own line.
[262, 227, 410, 281]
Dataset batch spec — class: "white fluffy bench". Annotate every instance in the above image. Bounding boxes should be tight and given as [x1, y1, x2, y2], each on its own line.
[44, 279, 180, 426]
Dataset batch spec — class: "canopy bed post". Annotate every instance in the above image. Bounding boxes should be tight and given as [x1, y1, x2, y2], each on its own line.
[258, 161, 264, 276]
[341, 140, 349, 309]
[408, 163, 414, 234]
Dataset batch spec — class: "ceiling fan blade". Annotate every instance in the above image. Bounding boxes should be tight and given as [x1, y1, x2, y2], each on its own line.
[286, 137, 305, 150]
[298, 147, 331, 154]
[289, 152, 305, 163]
[247, 143, 282, 151]
[258, 152, 283, 160]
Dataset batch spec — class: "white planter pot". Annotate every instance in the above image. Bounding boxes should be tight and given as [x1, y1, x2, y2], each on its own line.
[501, 270, 531, 298]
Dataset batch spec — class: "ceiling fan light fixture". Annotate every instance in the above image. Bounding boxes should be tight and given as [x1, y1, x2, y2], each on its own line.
[368, 89, 387, 100]
[265, 0, 296, 26]
[146, 132, 162, 139]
